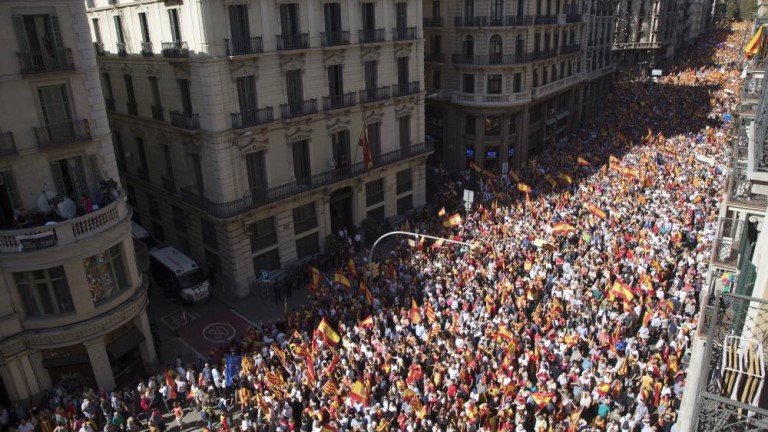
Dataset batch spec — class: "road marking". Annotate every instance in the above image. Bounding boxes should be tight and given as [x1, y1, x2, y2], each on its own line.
[160, 309, 200, 331]
[202, 323, 237, 343]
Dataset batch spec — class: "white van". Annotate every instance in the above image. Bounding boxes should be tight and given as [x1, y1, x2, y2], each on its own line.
[148, 247, 210, 303]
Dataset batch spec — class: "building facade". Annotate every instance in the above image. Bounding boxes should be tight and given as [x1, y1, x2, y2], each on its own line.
[0, 0, 155, 403]
[86, 0, 430, 297]
[423, 0, 616, 172]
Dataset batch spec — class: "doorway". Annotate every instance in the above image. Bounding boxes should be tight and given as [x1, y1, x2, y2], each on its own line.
[329, 187, 353, 236]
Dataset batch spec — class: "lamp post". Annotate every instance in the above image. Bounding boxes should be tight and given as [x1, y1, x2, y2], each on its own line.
[366, 230, 477, 286]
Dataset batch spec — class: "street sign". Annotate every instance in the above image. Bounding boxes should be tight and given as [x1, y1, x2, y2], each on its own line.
[724, 113, 732, 121]
[261, 270, 270, 281]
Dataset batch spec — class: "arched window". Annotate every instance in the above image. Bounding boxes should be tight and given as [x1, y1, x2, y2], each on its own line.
[489, 35, 503, 63]
[463, 35, 474, 60]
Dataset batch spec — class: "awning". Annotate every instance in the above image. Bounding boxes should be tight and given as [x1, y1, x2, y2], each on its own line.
[107, 328, 145, 359]
[43, 354, 89, 368]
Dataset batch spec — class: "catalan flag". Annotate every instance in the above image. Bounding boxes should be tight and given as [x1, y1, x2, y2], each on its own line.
[317, 318, 341, 346]
[585, 203, 606, 219]
[438, 207, 446, 217]
[350, 381, 369, 406]
[425, 303, 436, 323]
[325, 347, 340, 376]
[322, 380, 339, 396]
[359, 315, 374, 328]
[557, 172, 573, 185]
[517, 183, 531, 193]
[333, 271, 351, 290]
[410, 298, 421, 324]
[552, 222, 576, 234]
[272, 345, 289, 371]
[443, 213, 463, 227]
[610, 278, 634, 302]
[577, 156, 590, 166]
[304, 351, 317, 386]
[265, 371, 284, 391]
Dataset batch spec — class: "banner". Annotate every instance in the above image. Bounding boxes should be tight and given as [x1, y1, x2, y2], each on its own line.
[225, 355, 242, 387]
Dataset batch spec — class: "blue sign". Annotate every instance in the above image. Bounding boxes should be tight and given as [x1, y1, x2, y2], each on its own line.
[225, 355, 242, 387]
[261, 270, 270, 281]
[724, 113, 732, 121]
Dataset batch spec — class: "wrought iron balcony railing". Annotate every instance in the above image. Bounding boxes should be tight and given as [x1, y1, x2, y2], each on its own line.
[162, 41, 189, 58]
[17, 49, 75, 74]
[393, 27, 417, 41]
[710, 217, 744, 268]
[225, 37, 264, 56]
[231, 107, 274, 129]
[359, 86, 390, 103]
[506, 15, 534, 26]
[321, 31, 350, 47]
[169, 111, 199, 130]
[94, 42, 106, 56]
[141, 42, 153, 57]
[359, 29, 386, 43]
[532, 49, 558, 61]
[424, 52, 444, 62]
[560, 44, 581, 54]
[451, 54, 520, 65]
[34, 119, 91, 148]
[280, 99, 318, 119]
[151, 105, 165, 122]
[0, 132, 16, 156]
[116, 42, 127, 56]
[423, 17, 443, 27]
[392, 82, 420, 97]
[180, 141, 433, 218]
[566, 14, 582, 23]
[322, 93, 356, 111]
[535, 14, 559, 24]
[276, 33, 309, 50]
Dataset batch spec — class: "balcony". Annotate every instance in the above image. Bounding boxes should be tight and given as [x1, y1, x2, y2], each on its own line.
[105, 98, 115, 111]
[321, 31, 350, 47]
[452, 91, 531, 107]
[613, 42, 663, 50]
[531, 74, 582, 99]
[151, 105, 165, 122]
[127, 101, 138, 116]
[393, 27, 417, 41]
[94, 42, 106, 56]
[322, 93, 357, 111]
[392, 81, 420, 97]
[566, 14, 582, 23]
[532, 49, 558, 61]
[423, 17, 442, 27]
[34, 120, 91, 148]
[0, 191, 129, 254]
[710, 217, 743, 269]
[451, 54, 521, 65]
[424, 52, 444, 63]
[507, 15, 534, 26]
[535, 15, 558, 25]
[17, 49, 75, 75]
[276, 33, 309, 51]
[162, 176, 176, 193]
[162, 41, 189, 58]
[169, 111, 199, 131]
[179, 141, 433, 218]
[454, 16, 488, 27]
[141, 42, 153, 57]
[359, 86, 390, 103]
[560, 44, 581, 54]
[0, 132, 17, 156]
[225, 37, 264, 56]
[280, 99, 318, 119]
[231, 107, 274, 129]
[359, 29, 386, 44]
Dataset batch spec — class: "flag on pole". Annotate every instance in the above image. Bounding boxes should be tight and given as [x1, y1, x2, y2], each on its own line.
[431, 238, 444, 248]
[309, 266, 323, 291]
[610, 278, 635, 302]
[438, 207, 446, 217]
[360, 280, 373, 306]
[443, 213, 463, 227]
[425, 303, 436, 323]
[317, 318, 341, 346]
[410, 298, 421, 324]
[325, 348, 340, 376]
[322, 380, 339, 396]
[517, 183, 531, 193]
[358, 128, 373, 171]
[577, 156, 590, 166]
[165, 369, 178, 399]
[531, 392, 554, 407]
[552, 222, 576, 234]
[557, 172, 573, 185]
[585, 203, 607, 219]
[350, 381, 370, 406]
[333, 271, 351, 290]
[359, 315, 374, 328]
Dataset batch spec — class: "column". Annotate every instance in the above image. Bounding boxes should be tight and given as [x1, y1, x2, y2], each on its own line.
[0, 360, 20, 402]
[84, 337, 115, 391]
[133, 310, 159, 372]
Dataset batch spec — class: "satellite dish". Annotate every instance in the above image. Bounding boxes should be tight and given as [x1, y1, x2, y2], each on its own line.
[56, 198, 77, 219]
[36, 191, 58, 213]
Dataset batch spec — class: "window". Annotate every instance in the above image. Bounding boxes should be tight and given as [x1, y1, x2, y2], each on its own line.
[364, 61, 378, 92]
[286, 69, 304, 105]
[367, 122, 381, 164]
[430, 34, 441, 54]
[396, 2, 408, 29]
[152, 221, 165, 242]
[396, 169, 412, 194]
[463, 74, 475, 93]
[280, 3, 301, 35]
[489, 35, 502, 62]
[113, 131, 126, 170]
[14, 267, 74, 317]
[490, 0, 503, 20]
[237, 75, 258, 112]
[514, 72, 523, 93]
[147, 194, 160, 217]
[136, 137, 148, 171]
[138, 13, 151, 42]
[367, 205, 385, 222]
[114, 15, 126, 54]
[432, 1, 441, 18]
[201, 218, 218, 248]
[324, 2, 342, 33]
[50, 157, 87, 200]
[509, 117, 517, 134]
[296, 232, 320, 258]
[432, 71, 442, 89]
[126, 185, 136, 206]
[328, 64, 344, 97]
[293, 202, 318, 235]
[463, 35, 474, 58]
[292, 140, 311, 185]
[102, 73, 114, 103]
[38, 85, 73, 130]
[172, 206, 186, 232]
[83, 245, 129, 304]
[362, 2, 376, 30]
[397, 195, 413, 214]
[465, 115, 476, 135]
[331, 130, 350, 170]
[366, 179, 384, 207]
[161, 145, 174, 182]
[178, 79, 193, 115]
[250, 216, 278, 252]
[398, 116, 411, 155]
[168, 9, 182, 42]
[485, 116, 501, 136]
[229, 4, 251, 45]
[397, 57, 409, 86]
[464, 0, 475, 18]
[124, 74, 136, 114]
[253, 248, 280, 272]
[487, 74, 502, 94]
[92, 18, 102, 44]
[246, 151, 267, 196]
[190, 153, 204, 194]
[516, 35, 525, 57]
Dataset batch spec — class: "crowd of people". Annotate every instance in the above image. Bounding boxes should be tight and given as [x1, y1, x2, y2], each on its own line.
[0, 21, 751, 432]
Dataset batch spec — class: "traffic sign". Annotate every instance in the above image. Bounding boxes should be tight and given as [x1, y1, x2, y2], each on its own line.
[261, 270, 270, 281]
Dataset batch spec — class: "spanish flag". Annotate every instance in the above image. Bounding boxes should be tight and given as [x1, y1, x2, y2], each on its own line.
[544, 174, 557, 187]
[418, 235, 425, 250]
[410, 298, 421, 324]
[358, 128, 373, 171]
[552, 222, 576, 234]
[317, 318, 341, 346]
[438, 207, 446, 217]
[609, 155, 620, 168]
[304, 351, 317, 386]
[745, 26, 764, 57]
[432, 238, 444, 248]
[325, 347, 340, 376]
[496, 326, 514, 341]
[443, 213, 462, 227]
[557, 173, 573, 185]
[622, 166, 640, 179]
[359, 315, 374, 328]
[333, 271, 351, 290]
[347, 257, 357, 277]
[577, 156, 590, 166]
[350, 381, 369, 406]
[517, 183, 531, 193]
[531, 392, 554, 407]
[360, 280, 373, 306]
[585, 203, 606, 219]
[610, 278, 634, 302]
[309, 266, 323, 291]
[509, 170, 521, 182]
[165, 369, 177, 399]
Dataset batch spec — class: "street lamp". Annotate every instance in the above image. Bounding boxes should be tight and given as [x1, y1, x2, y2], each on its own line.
[366, 230, 477, 286]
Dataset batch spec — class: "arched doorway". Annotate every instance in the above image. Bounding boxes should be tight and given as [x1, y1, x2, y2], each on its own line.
[329, 187, 354, 236]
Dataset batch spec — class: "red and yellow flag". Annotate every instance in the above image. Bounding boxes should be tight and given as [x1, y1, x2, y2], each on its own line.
[350, 381, 369, 406]
[552, 222, 576, 234]
[360, 280, 373, 306]
[585, 203, 607, 219]
[358, 128, 373, 171]
[359, 315, 374, 328]
[609, 155, 620, 168]
[165, 369, 177, 399]
[333, 271, 351, 290]
[517, 183, 531, 193]
[432, 238, 444, 248]
[347, 257, 357, 277]
[577, 156, 590, 166]
[557, 172, 573, 185]
[438, 207, 446, 217]
[425, 303, 436, 323]
[443, 213, 463, 227]
[410, 298, 421, 324]
[317, 318, 341, 346]
[322, 380, 339, 396]
[610, 278, 635, 302]
[531, 392, 554, 407]
[622, 166, 640, 179]
[309, 265, 323, 291]
[544, 175, 557, 188]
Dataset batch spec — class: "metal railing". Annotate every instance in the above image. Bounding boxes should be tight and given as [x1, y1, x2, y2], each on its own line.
[359, 86, 390, 103]
[17, 49, 75, 74]
[322, 93, 356, 111]
[162, 41, 189, 58]
[151, 105, 164, 122]
[424, 52, 444, 62]
[392, 81, 420, 97]
[0, 132, 16, 156]
[532, 49, 558, 61]
[359, 29, 386, 43]
[34, 119, 91, 148]
[231, 107, 274, 129]
[94, 42, 106, 56]
[451, 91, 532, 107]
[566, 14, 582, 23]
[180, 141, 433, 218]
[116, 42, 127, 56]
[535, 14, 558, 24]
[710, 217, 744, 268]
[225, 37, 264, 56]
[393, 27, 417, 41]
[507, 15, 534, 26]
[280, 99, 318, 119]
[451, 54, 520, 65]
[169, 111, 199, 130]
[141, 42, 153, 57]
[613, 42, 663, 50]
[321, 31, 350, 47]
[423, 17, 443, 27]
[728, 126, 767, 209]
[560, 44, 581, 54]
[276, 33, 309, 50]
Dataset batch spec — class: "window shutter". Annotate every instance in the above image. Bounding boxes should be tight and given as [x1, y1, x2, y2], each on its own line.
[505, 75, 512, 93]
[13, 16, 30, 51]
[49, 15, 64, 48]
